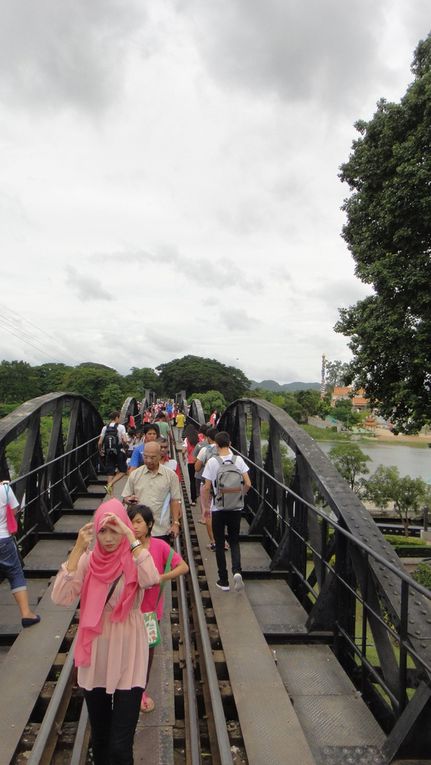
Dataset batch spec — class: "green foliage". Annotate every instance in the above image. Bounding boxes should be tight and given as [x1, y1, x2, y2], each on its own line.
[333, 398, 362, 428]
[0, 402, 21, 417]
[363, 465, 431, 535]
[62, 366, 126, 409]
[189, 390, 226, 418]
[336, 33, 431, 433]
[412, 563, 431, 590]
[124, 367, 161, 398]
[0, 360, 42, 402]
[261, 442, 295, 485]
[34, 363, 72, 394]
[325, 360, 350, 389]
[280, 444, 295, 484]
[281, 393, 306, 422]
[5, 416, 69, 477]
[302, 424, 352, 442]
[5, 432, 27, 476]
[99, 383, 126, 420]
[157, 355, 249, 402]
[248, 386, 331, 423]
[329, 443, 370, 491]
[384, 534, 426, 546]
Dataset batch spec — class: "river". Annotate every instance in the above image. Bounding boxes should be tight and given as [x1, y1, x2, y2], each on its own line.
[317, 441, 431, 483]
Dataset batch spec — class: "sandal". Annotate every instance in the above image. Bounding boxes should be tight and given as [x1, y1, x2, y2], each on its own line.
[140, 691, 155, 713]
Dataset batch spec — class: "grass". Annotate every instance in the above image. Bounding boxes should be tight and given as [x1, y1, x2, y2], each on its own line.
[301, 424, 353, 442]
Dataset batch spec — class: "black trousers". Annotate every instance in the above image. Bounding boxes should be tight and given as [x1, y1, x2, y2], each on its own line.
[84, 686, 143, 765]
[211, 510, 242, 584]
[187, 463, 197, 501]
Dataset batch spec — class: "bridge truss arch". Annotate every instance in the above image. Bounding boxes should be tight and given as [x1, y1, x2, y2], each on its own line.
[0, 392, 103, 548]
[216, 397, 431, 758]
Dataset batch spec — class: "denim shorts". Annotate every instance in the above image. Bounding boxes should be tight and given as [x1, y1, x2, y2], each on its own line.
[0, 536, 27, 592]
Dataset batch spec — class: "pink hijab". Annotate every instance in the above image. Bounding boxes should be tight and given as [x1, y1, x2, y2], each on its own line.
[75, 499, 139, 668]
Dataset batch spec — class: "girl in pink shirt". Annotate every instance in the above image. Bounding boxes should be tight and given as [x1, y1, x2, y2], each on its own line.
[128, 504, 188, 712]
[51, 499, 160, 765]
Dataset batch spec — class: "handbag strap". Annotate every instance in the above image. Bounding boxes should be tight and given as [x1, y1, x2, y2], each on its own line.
[105, 575, 121, 606]
[155, 548, 175, 607]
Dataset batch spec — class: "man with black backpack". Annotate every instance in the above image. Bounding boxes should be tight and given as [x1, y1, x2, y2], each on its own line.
[202, 431, 251, 592]
[98, 411, 128, 495]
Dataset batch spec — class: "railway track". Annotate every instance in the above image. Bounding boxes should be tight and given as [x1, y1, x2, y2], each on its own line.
[2, 456, 429, 763]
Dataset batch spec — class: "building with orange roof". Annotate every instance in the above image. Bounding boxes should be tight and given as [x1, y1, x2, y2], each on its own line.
[331, 386, 369, 410]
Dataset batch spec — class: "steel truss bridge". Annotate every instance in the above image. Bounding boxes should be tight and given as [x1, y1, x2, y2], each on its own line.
[0, 391, 430, 764]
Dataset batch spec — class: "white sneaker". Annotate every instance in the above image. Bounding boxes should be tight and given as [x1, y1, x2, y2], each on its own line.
[233, 573, 244, 592]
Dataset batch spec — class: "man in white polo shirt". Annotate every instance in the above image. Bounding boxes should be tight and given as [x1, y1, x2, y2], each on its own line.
[122, 441, 182, 540]
[202, 431, 251, 593]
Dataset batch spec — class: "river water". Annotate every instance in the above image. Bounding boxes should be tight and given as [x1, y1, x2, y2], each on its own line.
[317, 441, 431, 483]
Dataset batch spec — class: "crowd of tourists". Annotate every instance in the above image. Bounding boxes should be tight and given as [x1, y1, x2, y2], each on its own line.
[0, 398, 250, 765]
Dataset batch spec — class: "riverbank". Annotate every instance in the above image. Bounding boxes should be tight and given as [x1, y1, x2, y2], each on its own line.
[371, 427, 431, 447]
[302, 423, 431, 449]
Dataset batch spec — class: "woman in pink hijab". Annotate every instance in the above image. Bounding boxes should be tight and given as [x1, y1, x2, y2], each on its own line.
[51, 498, 160, 765]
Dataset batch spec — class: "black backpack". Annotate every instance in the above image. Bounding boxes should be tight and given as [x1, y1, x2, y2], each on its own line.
[103, 423, 120, 456]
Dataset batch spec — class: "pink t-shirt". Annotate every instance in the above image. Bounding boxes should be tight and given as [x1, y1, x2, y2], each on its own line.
[142, 537, 183, 619]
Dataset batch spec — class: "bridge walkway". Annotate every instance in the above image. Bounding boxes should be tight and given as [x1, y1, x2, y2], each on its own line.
[191, 499, 387, 765]
[0, 443, 429, 763]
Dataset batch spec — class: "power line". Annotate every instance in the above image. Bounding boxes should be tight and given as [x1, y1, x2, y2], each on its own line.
[0, 303, 78, 365]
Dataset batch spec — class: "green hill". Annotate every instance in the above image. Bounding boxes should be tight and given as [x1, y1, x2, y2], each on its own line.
[250, 379, 320, 392]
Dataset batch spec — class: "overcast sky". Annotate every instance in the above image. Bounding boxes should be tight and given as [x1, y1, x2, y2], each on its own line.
[0, 1, 429, 384]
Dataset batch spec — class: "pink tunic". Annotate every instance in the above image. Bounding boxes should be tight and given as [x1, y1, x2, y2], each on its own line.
[51, 549, 160, 694]
[141, 538, 183, 620]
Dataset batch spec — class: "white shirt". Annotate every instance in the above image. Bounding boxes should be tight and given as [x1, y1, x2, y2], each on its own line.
[100, 422, 127, 443]
[164, 459, 178, 472]
[0, 483, 20, 539]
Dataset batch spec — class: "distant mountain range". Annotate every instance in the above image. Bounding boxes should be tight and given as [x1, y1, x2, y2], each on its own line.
[249, 379, 320, 392]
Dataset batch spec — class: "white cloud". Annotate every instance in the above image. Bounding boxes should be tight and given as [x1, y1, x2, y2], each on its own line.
[66, 267, 112, 302]
[0, 1, 429, 384]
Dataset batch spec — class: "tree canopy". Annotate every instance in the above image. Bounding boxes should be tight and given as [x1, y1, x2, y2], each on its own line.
[336, 34, 431, 433]
[124, 367, 161, 397]
[362, 465, 431, 535]
[157, 355, 249, 402]
[329, 443, 370, 492]
[189, 390, 227, 418]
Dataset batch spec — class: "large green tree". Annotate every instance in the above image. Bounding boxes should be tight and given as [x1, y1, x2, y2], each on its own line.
[325, 360, 349, 389]
[362, 465, 431, 535]
[157, 355, 249, 402]
[336, 34, 431, 433]
[189, 390, 226, 418]
[62, 365, 126, 409]
[329, 443, 370, 492]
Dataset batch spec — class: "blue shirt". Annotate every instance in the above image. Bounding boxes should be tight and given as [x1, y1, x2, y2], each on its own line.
[129, 443, 145, 468]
